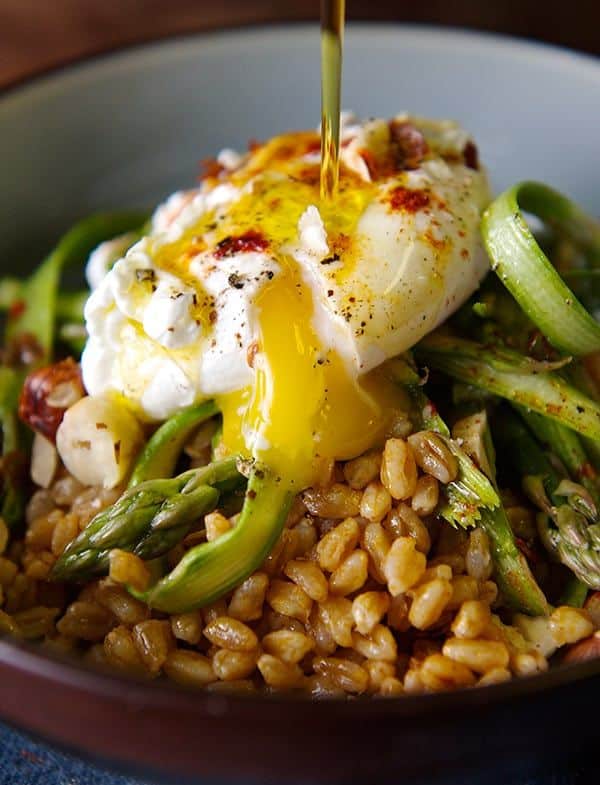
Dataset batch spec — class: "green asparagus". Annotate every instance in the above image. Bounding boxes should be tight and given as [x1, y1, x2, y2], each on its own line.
[453, 411, 549, 615]
[129, 401, 219, 487]
[417, 333, 600, 441]
[492, 409, 597, 594]
[482, 181, 600, 356]
[138, 466, 293, 612]
[51, 457, 242, 582]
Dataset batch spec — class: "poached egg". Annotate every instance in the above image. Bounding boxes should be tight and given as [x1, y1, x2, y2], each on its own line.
[82, 114, 491, 488]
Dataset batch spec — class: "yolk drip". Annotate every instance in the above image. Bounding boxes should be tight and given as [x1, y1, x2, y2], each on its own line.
[217, 257, 406, 490]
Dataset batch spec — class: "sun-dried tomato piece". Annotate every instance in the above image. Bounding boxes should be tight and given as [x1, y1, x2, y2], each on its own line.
[18, 357, 85, 443]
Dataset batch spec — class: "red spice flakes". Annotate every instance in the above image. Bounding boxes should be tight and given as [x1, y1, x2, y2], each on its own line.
[247, 139, 262, 152]
[460, 248, 470, 260]
[214, 230, 269, 259]
[199, 157, 226, 180]
[387, 186, 430, 213]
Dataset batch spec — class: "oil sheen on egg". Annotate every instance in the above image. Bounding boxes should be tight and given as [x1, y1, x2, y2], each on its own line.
[82, 114, 491, 489]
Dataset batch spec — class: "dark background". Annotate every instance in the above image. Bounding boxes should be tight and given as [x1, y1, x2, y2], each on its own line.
[1, 0, 598, 89]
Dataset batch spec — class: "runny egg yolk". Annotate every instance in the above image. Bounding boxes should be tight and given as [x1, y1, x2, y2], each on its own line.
[218, 259, 406, 490]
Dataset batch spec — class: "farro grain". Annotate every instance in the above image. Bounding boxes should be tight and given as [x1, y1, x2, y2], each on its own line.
[411, 476, 439, 516]
[451, 600, 492, 639]
[57, 600, 115, 641]
[109, 549, 151, 593]
[104, 626, 146, 674]
[204, 616, 258, 652]
[133, 619, 175, 673]
[408, 578, 453, 630]
[362, 522, 392, 583]
[212, 648, 259, 680]
[302, 484, 362, 519]
[316, 518, 360, 572]
[549, 606, 594, 646]
[352, 623, 397, 661]
[284, 560, 328, 603]
[389, 504, 431, 554]
[343, 451, 382, 490]
[478, 667, 512, 686]
[447, 575, 479, 609]
[329, 550, 368, 596]
[443, 638, 509, 673]
[262, 629, 314, 664]
[312, 656, 369, 694]
[360, 481, 392, 522]
[384, 537, 427, 596]
[386, 594, 411, 632]
[228, 572, 269, 621]
[365, 659, 396, 692]
[95, 580, 149, 626]
[267, 579, 313, 623]
[318, 596, 355, 648]
[352, 591, 390, 635]
[204, 511, 232, 542]
[306, 606, 337, 655]
[292, 517, 318, 556]
[510, 650, 548, 676]
[403, 668, 425, 694]
[170, 611, 203, 644]
[478, 580, 498, 606]
[305, 674, 346, 698]
[378, 676, 404, 696]
[13, 606, 59, 639]
[420, 653, 476, 690]
[257, 654, 303, 688]
[380, 438, 417, 500]
[50, 513, 79, 556]
[407, 432, 458, 484]
[26, 489, 55, 525]
[202, 598, 228, 624]
[164, 650, 216, 687]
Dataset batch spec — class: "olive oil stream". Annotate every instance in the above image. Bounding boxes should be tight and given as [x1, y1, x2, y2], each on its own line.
[320, 0, 345, 200]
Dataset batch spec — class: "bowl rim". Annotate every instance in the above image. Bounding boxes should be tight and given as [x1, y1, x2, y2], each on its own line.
[1, 22, 600, 715]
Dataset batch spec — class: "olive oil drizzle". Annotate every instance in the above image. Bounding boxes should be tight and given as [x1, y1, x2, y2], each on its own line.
[320, 0, 345, 200]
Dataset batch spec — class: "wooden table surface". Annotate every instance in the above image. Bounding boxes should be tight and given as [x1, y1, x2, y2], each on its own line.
[1, 0, 598, 90]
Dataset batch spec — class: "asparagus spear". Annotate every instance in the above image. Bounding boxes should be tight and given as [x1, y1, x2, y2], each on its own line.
[492, 409, 598, 594]
[5, 211, 147, 365]
[516, 407, 600, 509]
[139, 466, 293, 613]
[481, 181, 600, 356]
[452, 411, 549, 615]
[51, 457, 242, 582]
[128, 401, 219, 488]
[417, 333, 600, 441]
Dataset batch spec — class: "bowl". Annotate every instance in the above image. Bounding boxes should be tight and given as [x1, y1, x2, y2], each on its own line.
[0, 24, 599, 785]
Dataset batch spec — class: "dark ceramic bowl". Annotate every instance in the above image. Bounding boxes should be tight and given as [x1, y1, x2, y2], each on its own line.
[1, 24, 599, 785]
